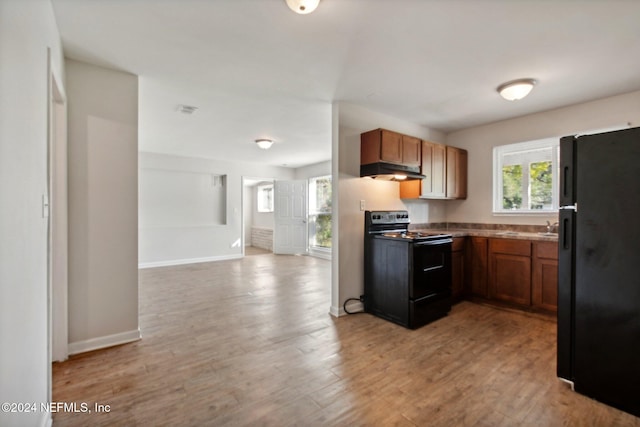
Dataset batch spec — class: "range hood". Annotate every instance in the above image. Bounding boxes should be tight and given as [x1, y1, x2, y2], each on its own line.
[360, 162, 426, 181]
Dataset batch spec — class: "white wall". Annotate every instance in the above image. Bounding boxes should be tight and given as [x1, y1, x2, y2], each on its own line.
[445, 90, 640, 225]
[139, 152, 294, 266]
[294, 160, 331, 180]
[0, 1, 64, 426]
[66, 59, 140, 355]
[332, 102, 446, 316]
[243, 183, 253, 246]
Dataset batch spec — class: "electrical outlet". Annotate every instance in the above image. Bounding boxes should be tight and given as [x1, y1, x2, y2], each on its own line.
[360, 200, 365, 211]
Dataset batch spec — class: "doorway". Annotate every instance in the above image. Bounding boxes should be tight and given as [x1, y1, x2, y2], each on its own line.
[48, 54, 68, 364]
[242, 177, 276, 254]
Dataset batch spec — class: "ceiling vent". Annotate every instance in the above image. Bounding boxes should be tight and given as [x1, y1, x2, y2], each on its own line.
[177, 104, 198, 114]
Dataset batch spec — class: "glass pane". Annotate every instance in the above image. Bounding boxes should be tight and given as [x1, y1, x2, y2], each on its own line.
[529, 161, 552, 209]
[257, 185, 273, 212]
[313, 213, 332, 248]
[315, 178, 332, 213]
[309, 176, 331, 249]
[502, 164, 522, 209]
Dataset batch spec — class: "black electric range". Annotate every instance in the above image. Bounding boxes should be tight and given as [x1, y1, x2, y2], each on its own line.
[363, 210, 452, 328]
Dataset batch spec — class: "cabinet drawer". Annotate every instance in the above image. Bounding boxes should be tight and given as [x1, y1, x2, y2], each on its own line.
[452, 237, 465, 252]
[535, 241, 558, 260]
[489, 238, 531, 256]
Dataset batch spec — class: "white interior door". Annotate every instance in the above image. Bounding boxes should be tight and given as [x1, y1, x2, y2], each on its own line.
[274, 180, 308, 255]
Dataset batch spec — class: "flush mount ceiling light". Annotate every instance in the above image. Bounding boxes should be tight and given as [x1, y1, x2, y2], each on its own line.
[177, 104, 198, 114]
[285, 0, 320, 14]
[497, 78, 537, 101]
[255, 139, 274, 150]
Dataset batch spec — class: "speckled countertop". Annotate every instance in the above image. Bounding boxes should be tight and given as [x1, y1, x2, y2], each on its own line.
[410, 222, 559, 242]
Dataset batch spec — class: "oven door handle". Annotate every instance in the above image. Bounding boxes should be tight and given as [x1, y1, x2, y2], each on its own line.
[414, 238, 452, 246]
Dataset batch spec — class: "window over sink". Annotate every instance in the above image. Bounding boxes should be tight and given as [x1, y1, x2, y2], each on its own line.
[493, 125, 629, 215]
[493, 138, 559, 214]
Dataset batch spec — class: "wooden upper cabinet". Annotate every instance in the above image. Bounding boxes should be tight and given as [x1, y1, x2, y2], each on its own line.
[399, 179, 421, 199]
[421, 141, 446, 198]
[361, 129, 421, 166]
[400, 142, 466, 200]
[401, 135, 421, 167]
[379, 130, 403, 163]
[446, 146, 468, 199]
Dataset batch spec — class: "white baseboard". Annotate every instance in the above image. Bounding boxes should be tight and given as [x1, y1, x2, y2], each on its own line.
[329, 305, 341, 317]
[68, 328, 141, 355]
[329, 301, 364, 317]
[40, 412, 52, 427]
[309, 248, 332, 260]
[138, 254, 242, 269]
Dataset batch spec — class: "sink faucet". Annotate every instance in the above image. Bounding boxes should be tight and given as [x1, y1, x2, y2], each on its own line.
[546, 221, 559, 233]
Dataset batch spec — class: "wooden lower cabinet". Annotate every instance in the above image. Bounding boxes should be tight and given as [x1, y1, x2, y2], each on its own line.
[463, 236, 558, 313]
[532, 241, 558, 312]
[489, 239, 532, 307]
[451, 237, 465, 300]
[468, 237, 489, 298]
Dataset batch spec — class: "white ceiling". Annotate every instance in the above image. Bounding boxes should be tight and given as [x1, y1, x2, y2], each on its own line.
[51, 0, 640, 168]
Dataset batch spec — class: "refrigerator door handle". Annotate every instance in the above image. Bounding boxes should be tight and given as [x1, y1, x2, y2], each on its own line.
[559, 203, 578, 212]
[557, 208, 576, 381]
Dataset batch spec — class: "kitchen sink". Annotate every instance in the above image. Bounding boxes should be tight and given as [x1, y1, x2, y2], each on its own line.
[537, 232, 557, 237]
[496, 231, 519, 236]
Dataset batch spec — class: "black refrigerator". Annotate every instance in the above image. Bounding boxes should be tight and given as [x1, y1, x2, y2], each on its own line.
[557, 126, 640, 418]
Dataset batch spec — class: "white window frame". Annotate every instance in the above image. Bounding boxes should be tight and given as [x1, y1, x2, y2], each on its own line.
[493, 137, 559, 215]
[256, 183, 274, 213]
[308, 175, 332, 253]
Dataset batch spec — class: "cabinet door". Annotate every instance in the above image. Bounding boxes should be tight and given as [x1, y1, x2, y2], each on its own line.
[532, 242, 558, 312]
[489, 254, 532, 306]
[468, 237, 488, 298]
[446, 146, 468, 199]
[399, 179, 420, 199]
[421, 141, 446, 198]
[489, 239, 532, 306]
[451, 238, 465, 299]
[380, 130, 403, 163]
[401, 135, 421, 166]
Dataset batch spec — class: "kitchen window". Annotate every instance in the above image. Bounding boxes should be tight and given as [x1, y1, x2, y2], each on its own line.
[493, 138, 559, 214]
[309, 175, 331, 249]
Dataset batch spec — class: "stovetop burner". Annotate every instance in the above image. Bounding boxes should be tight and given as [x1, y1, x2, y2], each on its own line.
[380, 231, 452, 242]
[382, 232, 424, 239]
[365, 210, 451, 242]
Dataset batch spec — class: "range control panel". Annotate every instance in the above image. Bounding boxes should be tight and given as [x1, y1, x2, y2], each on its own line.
[367, 210, 410, 225]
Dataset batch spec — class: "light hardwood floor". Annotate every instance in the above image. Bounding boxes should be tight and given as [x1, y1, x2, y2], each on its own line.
[53, 251, 640, 426]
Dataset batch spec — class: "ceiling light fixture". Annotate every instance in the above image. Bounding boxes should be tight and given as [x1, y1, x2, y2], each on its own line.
[255, 139, 274, 150]
[285, 0, 320, 14]
[497, 78, 537, 101]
